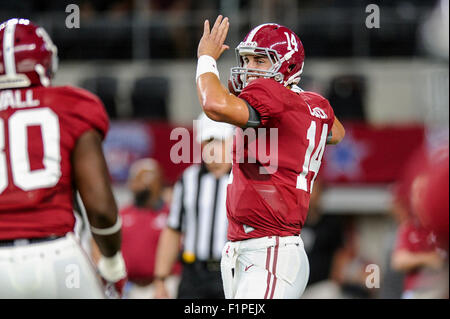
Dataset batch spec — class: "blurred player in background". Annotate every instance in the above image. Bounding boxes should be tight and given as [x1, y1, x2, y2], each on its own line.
[109, 158, 180, 298]
[196, 16, 345, 298]
[0, 18, 126, 298]
[390, 144, 448, 298]
[154, 112, 233, 299]
[416, 147, 449, 252]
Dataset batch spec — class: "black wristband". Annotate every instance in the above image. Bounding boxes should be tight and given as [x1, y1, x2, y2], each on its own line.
[326, 130, 333, 144]
[245, 101, 261, 128]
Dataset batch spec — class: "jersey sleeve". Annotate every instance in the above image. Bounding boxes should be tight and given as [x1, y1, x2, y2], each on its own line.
[60, 86, 109, 140]
[238, 79, 284, 127]
[321, 97, 335, 133]
[303, 91, 335, 132]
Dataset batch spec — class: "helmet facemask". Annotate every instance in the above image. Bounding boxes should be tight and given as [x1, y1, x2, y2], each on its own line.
[35, 26, 58, 86]
[230, 43, 284, 93]
[229, 23, 305, 94]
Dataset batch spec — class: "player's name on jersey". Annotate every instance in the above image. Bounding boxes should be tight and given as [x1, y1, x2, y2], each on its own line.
[0, 89, 40, 111]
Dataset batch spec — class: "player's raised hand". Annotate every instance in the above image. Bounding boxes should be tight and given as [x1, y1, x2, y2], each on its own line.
[197, 15, 230, 60]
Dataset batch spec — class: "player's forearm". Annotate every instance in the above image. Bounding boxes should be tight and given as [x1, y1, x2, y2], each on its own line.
[73, 130, 121, 257]
[197, 73, 249, 127]
[197, 73, 230, 119]
[92, 232, 122, 258]
[391, 251, 417, 271]
[391, 250, 442, 272]
[85, 201, 121, 257]
[79, 178, 121, 257]
[154, 227, 182, 278]
[327, 116, 345, 145]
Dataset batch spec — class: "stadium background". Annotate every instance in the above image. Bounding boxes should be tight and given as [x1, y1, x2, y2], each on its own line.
[1, 0, 447, 298]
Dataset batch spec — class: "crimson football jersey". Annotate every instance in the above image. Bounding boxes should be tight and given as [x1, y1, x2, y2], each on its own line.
[394, 221, 442, 291]
[226, 78, 335, 241]
[0, 86, 108, 240]
[120, 203, 181, 282]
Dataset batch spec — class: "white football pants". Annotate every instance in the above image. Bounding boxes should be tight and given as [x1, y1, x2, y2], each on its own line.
[221, 235, 309, 299]
[0, 233, 105, 298]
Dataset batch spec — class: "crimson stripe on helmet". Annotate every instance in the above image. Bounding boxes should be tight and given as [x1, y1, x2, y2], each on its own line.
[3, 20, 16, 75]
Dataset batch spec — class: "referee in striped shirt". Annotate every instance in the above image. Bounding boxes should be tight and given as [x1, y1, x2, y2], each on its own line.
[154, 113, 234, 299]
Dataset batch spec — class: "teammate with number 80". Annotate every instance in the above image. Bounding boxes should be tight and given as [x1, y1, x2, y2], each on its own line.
[196, 16, 345, 299]
[0, 18, 126, 298]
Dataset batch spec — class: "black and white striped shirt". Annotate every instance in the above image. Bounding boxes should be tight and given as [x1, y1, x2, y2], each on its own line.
[167, 164, 229, 262]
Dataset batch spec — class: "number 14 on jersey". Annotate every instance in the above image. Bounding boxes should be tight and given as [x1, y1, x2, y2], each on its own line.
[296, 121, 328, 193]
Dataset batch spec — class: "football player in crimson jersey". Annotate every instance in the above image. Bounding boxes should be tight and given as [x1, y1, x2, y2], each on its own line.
[0, 18, 126, 298]
[390, 144, 448, 298]
[415, 146, 449, 252]
[196, 16, 345, 298]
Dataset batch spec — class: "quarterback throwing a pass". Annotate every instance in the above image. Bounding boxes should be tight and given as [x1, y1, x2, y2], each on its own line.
[196, 16, 345, 298]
